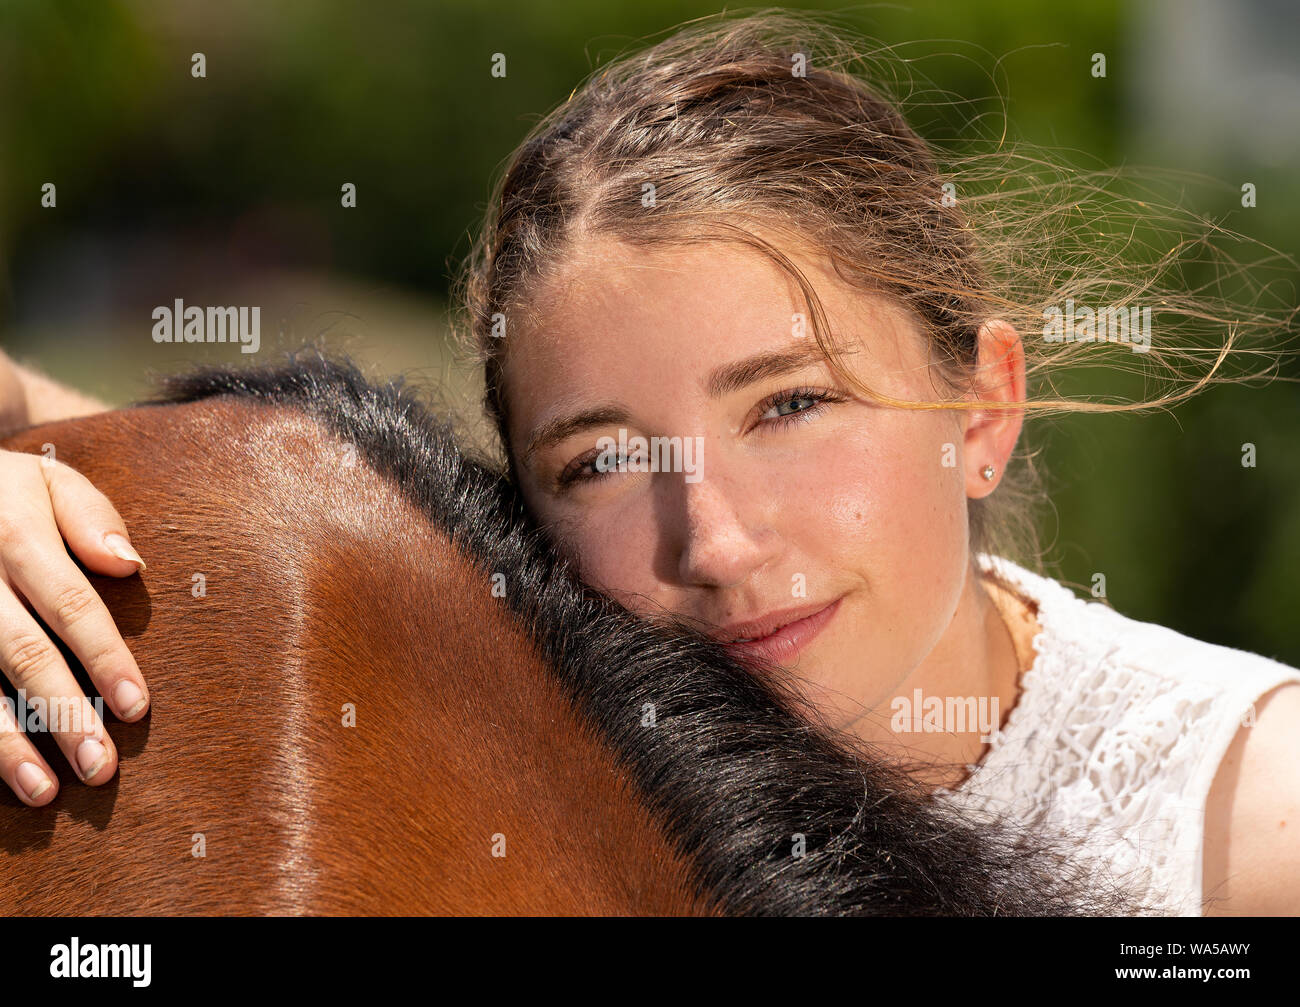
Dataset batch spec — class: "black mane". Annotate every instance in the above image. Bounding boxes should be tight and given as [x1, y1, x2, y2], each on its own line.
[153, 351, 1128, 916]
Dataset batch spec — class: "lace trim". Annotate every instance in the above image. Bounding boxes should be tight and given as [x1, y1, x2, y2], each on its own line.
[934, 554, 1300, 916]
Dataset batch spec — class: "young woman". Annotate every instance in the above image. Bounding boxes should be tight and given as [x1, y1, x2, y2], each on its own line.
[450, 13, 1300, 916]
[2, 11, 1296, 916]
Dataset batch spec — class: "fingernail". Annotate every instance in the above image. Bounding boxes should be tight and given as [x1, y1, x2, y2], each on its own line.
[76, 738, 110, 780]
[16, 761, 52, 801]
[114, 679, 148, 719]
[104, 532, 146, 571]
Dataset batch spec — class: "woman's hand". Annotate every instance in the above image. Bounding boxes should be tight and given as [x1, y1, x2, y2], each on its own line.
[0, 449, 149, 807]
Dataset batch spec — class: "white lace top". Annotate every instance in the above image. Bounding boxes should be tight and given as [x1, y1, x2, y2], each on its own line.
[935, 553, 1300, 917]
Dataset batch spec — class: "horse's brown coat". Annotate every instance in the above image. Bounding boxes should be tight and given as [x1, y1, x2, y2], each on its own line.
[0, 400, 712, 915]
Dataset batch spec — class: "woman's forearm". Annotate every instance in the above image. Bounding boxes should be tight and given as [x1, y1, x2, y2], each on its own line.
[0, 349, 111, 427]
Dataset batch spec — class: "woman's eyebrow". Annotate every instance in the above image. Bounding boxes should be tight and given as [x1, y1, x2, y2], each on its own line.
[522, 344, 834, 465]
[704, 343, 831, 399]
[522, 404, 629, 464]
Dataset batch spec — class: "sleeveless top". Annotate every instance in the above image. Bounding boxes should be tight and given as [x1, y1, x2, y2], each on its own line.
[933, 553, 1300, 917]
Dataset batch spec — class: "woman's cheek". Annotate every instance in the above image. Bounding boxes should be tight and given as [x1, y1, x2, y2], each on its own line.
[811, 419, 967, 651]
[793, 422, 922, 554]
[877, 424, 971, 638]
[550, 496, 661, 605]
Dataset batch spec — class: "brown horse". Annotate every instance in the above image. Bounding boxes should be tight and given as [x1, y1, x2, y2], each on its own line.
[0, 355, 1127, 916]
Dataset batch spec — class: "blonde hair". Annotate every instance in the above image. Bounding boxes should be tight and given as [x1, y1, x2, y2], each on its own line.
[453, 7, 1296, 566]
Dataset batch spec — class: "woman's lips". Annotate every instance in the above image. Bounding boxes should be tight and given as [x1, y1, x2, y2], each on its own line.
[719, 597, 842, 666]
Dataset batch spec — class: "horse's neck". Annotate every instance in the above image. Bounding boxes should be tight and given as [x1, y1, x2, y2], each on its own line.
[0, 401, 710, 915]
[289, 494, 708, 913]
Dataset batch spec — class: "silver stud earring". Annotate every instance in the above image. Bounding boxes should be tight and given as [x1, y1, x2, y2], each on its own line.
[980, 464, 996, 481]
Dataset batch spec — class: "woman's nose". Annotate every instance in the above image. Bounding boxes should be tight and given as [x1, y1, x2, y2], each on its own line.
[674, 474, 781, 589]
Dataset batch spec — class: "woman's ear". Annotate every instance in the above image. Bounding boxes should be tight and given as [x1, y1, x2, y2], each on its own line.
[963, 319, 1026, 500]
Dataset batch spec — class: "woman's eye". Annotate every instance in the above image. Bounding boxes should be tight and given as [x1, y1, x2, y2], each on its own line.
[556, 451, 636, 489]
[755, 386, 845, 428]
[557, 454, 612, 488]
[554, 387, 844, 491]
[761, 394, 819, 420]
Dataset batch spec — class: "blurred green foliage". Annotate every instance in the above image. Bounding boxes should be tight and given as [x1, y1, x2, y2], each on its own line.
[0, 0, 1295, 662]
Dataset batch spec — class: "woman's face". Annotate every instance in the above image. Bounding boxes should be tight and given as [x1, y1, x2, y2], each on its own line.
[503, 233, 990, 726]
